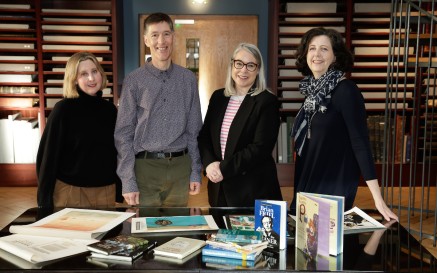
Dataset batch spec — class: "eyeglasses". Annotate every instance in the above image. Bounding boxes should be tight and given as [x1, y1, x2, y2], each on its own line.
[232, 59, 258, 72]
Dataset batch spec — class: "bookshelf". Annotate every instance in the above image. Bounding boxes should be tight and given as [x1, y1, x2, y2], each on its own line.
[0, 0, 121, 186]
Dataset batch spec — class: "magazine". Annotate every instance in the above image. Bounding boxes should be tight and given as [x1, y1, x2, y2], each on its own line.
[343, 207, 386, 234]
[9, 208, 135, 240]
[131, 215, 218, 234]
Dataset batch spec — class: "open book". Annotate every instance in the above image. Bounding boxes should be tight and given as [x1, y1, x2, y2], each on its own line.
[0, 208, 135, 265]
[343, 207, 386, 234]
[9, 208, 135, 240]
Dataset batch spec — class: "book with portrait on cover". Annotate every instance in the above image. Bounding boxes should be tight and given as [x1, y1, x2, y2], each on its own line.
[131, 215, 218, 234]
[254, 199, 288, 251]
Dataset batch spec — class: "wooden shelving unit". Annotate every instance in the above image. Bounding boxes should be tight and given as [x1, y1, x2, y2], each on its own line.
[0, 0, 121, 186]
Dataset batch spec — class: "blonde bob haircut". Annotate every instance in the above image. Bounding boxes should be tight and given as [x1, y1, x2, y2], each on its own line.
[63, 52, 107, 98]
[224, 43, 268, 97]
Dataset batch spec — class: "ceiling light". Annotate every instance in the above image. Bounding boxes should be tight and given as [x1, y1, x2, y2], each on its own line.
[192, 0, 207, 4]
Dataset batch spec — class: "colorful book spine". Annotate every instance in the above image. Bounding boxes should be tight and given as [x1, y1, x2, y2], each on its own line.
[202, 255, 257, 267]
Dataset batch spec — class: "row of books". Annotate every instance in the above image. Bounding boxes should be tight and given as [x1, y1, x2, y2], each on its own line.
[0, 112, 40, 163]
[368, 115, 412, 164]
[276, 114, 412, 164]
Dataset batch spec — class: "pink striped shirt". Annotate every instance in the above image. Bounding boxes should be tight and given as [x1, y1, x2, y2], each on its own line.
[220, 96, 244, 159]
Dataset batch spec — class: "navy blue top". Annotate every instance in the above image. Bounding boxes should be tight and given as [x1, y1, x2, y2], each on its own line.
[290, 80, 376, 214]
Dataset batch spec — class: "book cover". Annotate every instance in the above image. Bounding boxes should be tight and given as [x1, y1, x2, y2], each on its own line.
[301, 192, 344, 255]
[9, 208, 135, 240]
[201, 244, 263, 261]
[131, 215, 218, 234]
[212, 229, 263, 245]
[295, 192, 330, 259]
[224, 214, 255, 230]
[89, 241, 157, 262]
[344, 207, 386, 234]
[153, 237, 205, 259]
[254, 199, 288, 251]
[205, 236, 268, 255]
[87, 235, 149, 255]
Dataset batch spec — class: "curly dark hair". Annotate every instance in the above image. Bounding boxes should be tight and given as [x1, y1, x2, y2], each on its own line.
[294, 27, 354, 76]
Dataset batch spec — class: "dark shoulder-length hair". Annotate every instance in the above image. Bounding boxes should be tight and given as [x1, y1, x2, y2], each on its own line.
[294, 27, 354, 76]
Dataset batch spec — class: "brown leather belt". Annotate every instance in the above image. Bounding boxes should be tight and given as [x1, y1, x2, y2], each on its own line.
[135, 148, 188, 159]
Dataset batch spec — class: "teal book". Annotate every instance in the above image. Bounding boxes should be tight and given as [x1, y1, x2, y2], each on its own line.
[212, 229, 263, 244]
[201, 244, 262, 261]
[131, 215, 219, 233]
[202, 254, 259, 267]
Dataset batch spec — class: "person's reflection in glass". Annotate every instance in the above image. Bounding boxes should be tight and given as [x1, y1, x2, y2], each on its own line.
[349, 219, 397, 270]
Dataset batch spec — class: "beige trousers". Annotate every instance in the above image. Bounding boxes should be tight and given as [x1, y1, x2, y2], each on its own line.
[53, 179, 116, 208]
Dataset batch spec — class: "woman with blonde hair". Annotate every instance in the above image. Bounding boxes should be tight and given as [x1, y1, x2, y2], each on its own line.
[37, 51, 121, 208]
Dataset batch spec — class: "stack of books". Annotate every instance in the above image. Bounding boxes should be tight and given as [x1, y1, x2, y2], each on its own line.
[201, 229, 268, 268]
[87, 235, 156, 264]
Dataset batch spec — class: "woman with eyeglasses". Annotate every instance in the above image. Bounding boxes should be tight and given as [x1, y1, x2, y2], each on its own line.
[198, 43, 283, 207]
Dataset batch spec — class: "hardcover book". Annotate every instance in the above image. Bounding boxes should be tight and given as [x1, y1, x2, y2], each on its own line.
[212, 229, 263, 245]
[202, 254, 261, 268]
[295, 192, 330, 259]
[205, 236, 268, 255]
[131, 215, 218, 234]
[153, 237, 205, 259]
[254, 199, 288, 251]
[87, 235, 149, 255]
[224, 214, 255, 230]
[201, 244, 263, 261]
[89, 241, 157, 262]
[300, 192, 345, 255]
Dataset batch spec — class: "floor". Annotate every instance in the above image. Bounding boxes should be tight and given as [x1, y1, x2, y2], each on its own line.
[0, 183, 436, 259]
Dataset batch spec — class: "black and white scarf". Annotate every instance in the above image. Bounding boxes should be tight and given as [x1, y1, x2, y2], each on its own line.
[291, 68, 345, 156]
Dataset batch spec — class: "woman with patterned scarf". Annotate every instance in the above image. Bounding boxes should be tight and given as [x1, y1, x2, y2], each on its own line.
[289, 27, 398, 222]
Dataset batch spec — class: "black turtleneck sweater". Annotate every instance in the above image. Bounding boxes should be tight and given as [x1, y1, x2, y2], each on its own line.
[36, 90, 120, 208]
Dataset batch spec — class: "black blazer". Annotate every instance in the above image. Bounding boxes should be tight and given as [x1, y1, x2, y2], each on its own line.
[198, 88, 283, 207]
